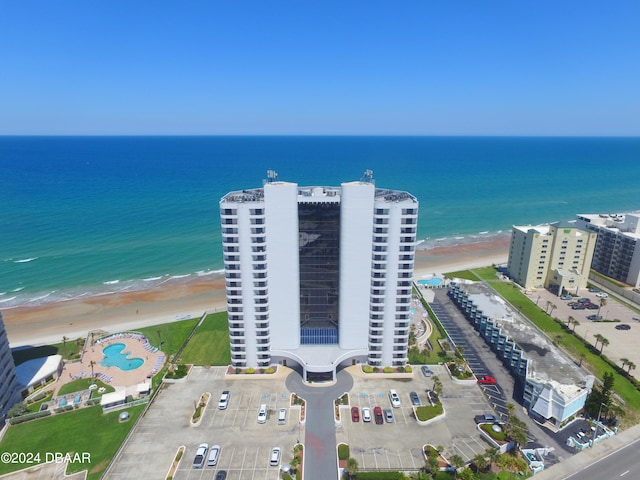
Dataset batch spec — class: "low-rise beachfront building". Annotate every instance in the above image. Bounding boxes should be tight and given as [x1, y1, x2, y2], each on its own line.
[507, 222, 597, 294]
[15, 354, 63, 398]
[0, 311, 21, 419]
[448, 283, 594, 427]
[575, 213, 640, 287]
[219, 171, 418, 382]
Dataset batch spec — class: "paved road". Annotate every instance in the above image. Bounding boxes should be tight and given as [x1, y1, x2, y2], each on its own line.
[564, 438, 640, 479]
[286, 369, 354, 480]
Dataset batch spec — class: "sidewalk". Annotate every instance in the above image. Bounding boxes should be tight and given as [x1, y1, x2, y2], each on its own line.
[533, 423, 640, 479]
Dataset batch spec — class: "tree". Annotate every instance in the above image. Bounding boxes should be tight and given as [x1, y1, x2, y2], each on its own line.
[571, 318, 580, 332]
[89, 360, 96, 379]
[594, 333, 604, 351]
[567, 315, 574, 327]
[578, 352, 587, 367]
[549, 303, 557, 316]
[621, 358, 630, 371]
[599, 336, 609, 354]
[627, 361, 636, 375]
[450, 454, 466, 478]
[458, 468, 475, 480]
[599, 298, 607, 317]
[344, 457, 359, 479]
[472, 453, 488, 473]
[7, 402, 28, 418]
[545, 300, 552, 314]
[427, 454, 440, 474]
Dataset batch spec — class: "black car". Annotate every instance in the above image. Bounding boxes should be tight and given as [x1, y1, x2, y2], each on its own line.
[616, 324, 631, 330]
[215, 471, 227, 480]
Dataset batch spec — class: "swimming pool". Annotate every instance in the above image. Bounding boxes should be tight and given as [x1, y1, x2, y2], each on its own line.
[101, 343, 144, 371]
[417, 278, 443, 287]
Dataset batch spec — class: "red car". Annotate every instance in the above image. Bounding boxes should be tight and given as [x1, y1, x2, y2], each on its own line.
[374, 406, 384, 425]
[477, 375, 496, 385]
[351, 406, 360, 422]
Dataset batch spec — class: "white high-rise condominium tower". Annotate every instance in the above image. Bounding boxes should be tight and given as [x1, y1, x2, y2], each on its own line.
[220, 171, 418, 382]
[0, 312, 20, 419]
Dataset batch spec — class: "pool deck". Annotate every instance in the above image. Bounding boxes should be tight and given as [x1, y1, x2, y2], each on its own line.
[55, 333, 165, 396]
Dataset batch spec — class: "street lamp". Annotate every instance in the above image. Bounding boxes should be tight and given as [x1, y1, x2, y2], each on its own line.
[592, 402, 606, 445]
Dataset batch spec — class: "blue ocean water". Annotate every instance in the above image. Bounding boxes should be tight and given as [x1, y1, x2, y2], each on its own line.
[2, 136, 640, 309]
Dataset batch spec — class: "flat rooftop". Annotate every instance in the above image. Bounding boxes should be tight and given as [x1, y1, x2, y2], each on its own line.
[463, 283, 590, 388]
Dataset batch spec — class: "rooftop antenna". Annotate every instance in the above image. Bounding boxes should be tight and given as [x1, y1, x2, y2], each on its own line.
[266, 169, 278, 183]
[362, 169, 374, 184]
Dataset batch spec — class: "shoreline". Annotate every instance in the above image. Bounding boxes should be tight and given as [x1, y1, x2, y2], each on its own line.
[3, 237, 509, 348]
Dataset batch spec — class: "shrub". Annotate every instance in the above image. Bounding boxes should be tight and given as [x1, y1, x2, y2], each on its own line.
[338, 443, 350, 460]
[166, 364, 188, 379]
[397, 366, 405, 373]
[383, 366, 393, 373]
[265, 367, 275, 374]
[8, 410, 52, 425]
[235, 367, 241, 374]
[405, 365, 412, 373]
[245, 367, 255, 374]
[362, 365, 374, 374]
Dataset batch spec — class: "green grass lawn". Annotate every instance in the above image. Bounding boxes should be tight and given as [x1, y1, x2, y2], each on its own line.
[0, 404, 145, 480]
[180, 312, 230, 365]
[136, 317, 199, 356]
[57, 378, 114, 397]
[415, 403, 444, 421]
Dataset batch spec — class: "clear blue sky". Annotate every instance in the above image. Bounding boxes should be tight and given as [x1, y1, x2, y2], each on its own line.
[1, 1, 639, 135]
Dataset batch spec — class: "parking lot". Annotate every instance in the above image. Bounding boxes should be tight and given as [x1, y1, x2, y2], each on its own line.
[105, 367, 302, 480]
[337, 365, 499, 469]
[523, 285, 640, 371]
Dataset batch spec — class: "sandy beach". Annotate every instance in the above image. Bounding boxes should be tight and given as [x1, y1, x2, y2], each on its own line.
[3, 237, 509, 348]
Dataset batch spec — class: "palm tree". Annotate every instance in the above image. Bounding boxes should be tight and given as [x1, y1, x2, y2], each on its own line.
[545, 300, 552, 314]
[345, 457, 359, 479]
[567, 315, 575, 328]
[450, 454, 465, 478]
[578, 352, 587, 367]
[594, 333, 603, 351]
[549, 303, 557, 316]
[598, 298, 607, 317]
[571, 318, 580, 332]
[472, 453, 489, 473]
[89, 360, 96, 379]
[62, 336, 68, 358]
[621, 358, 630, 371]
[627, 361, 636, 375]
[599, 336, 609, 354]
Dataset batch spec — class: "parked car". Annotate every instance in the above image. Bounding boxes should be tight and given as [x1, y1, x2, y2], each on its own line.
[374, 406, 384, 425]
[218, 390, 230, 410]
[560, 295, 573, 300]
[215, 471, 227, 480]
[477, 375, 496, 385]
[578, 298, 592, 304]
[596, 292, 609, 298]
[192, 443, 209, 469]
[351, 406, 360, 422]
[388, 389, 401, 408]
[362, 407, 371, 422]
[572, 304, 586, 310]
[586, 304, 599, 310]
[207, 445, 221, 467]
[410, 391, 421, 406]
[421, 365, 433, 377]
[257, 404, 267, 424]
[616, 324, 631, 330]
[589, 287, 601, 293]
[587, 314, 603, 320]
[269, 447, 281, 466]
[278, 408, 287, 425]
[383, 407, 394, 423]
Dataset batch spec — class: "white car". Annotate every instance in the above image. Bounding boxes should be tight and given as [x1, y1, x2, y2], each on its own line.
[362, 407, 371, 422]
[389, 389, 401, 408]
[192, 443, 209, 469]
[596, 292, 609, 298]
[218, 390, 230, 410]
[269, 447, 281, 466]
[257, 404, 268, 424]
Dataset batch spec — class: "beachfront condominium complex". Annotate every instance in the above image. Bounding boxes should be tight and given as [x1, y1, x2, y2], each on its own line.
[219, 171, 418, 382]
[0, 312, 20, 420]
[575, 213, 640, 287]
[507, 222, 597, 294]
